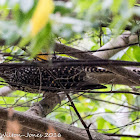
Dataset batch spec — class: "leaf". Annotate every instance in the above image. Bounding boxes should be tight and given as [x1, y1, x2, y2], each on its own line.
[60, 115, 66, 121]
[125, 94, 134, 105]
[30, 23, 54, 57]
[120, 47, 136, 61]
[133, 46, 140, 61]
[54, 5, 71, 15]
[31, 0, 54, 36]
[135, 96, 140, 107]
[103, 114, 119, 126]
[97, 117, 105, 129]
[111, 0, 121, 13]
[128, 0, 136, 7]
[105, 109, 113, 113]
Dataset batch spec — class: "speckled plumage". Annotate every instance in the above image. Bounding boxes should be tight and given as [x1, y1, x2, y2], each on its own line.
[0, 60, 107, 93]
[1, 55, 140, 93]
[1, 56, 140, 93]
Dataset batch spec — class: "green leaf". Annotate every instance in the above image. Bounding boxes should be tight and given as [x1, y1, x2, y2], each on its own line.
[105, 109, 113, 113]
[111, 0, 121, 13]
[96, 117, 105, 129]
[13, 1, 37, 27]
[30, 23, 54, 57]
[135, 96, 140, 107]
[128, 0, 136, 7]
[121, 47, 136, 61]
[121, 137, 136, 140]
[60, 115, 66, 121]
[54, 5, 71, 15]
[133, 46, 140, 61]
[103, 114, 118, 126]
[125, 94, 134, 105]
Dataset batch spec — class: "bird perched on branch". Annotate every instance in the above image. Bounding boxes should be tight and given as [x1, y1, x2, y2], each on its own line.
[0, 56, 107, 93]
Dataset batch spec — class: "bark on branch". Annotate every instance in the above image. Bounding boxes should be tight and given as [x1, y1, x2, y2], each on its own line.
[93, 31, 138, 59]
[0, 106, 115, 140]
[54, 41, 140, 86]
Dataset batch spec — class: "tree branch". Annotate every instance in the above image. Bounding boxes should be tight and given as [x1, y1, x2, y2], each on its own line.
[93, 31, 138, 59]
[0, 106, 115, 140]
[0, 86, 13, 96]
[54, 42, 140, 86]
[26, 93, 65, 117]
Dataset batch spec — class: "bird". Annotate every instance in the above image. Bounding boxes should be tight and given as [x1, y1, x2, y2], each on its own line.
[0, 56, 107, 93]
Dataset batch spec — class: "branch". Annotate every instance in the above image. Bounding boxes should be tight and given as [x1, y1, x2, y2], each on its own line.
[66, 92, 93, 140]
[103, 133, 140, 138]
[0, 86, 13, 96]
[93, 31, 138, 59]
[0, 107, 115, 140]
[87, 71, 140, 86]
[82, 95, 139, 111]
[54, 42, 140, 86]
[26, 93, 65, 117]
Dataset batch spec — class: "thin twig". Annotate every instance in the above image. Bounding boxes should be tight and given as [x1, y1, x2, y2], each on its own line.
[66, 93, 93, 140]
[103, 133, 140, 138]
